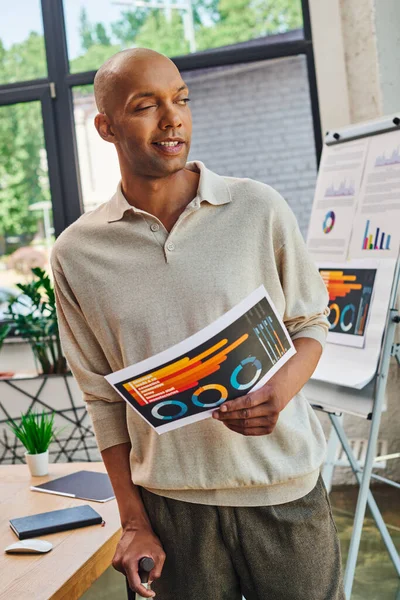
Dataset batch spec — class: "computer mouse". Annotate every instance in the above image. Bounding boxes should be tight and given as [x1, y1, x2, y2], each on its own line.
[5, 539, 53, 554]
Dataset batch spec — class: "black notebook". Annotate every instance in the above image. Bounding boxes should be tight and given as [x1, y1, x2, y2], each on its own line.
[9, 504, 103, 540]
[30, 470, 115, 503]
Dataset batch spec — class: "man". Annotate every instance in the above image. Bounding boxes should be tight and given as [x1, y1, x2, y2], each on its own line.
[51, 48, 344, 599]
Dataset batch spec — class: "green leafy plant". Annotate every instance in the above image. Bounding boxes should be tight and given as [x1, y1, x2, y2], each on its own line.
[6, 267, 68, 375]
[6, 410, 63, 455]
[0, 324, 11, 352]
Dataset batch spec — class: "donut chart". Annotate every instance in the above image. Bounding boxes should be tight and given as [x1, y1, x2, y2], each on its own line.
[230, 357, 262, 391]
[151, 400, 187, 421]
[340, 304, 356, 332]
[192, 384, 228, 408]
[328, 303, 340, 330]
[323, 211, 335, 234]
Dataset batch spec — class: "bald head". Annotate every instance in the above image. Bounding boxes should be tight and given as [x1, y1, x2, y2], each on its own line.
[94, 48, 179, 116]
[93, 47, 192, 179]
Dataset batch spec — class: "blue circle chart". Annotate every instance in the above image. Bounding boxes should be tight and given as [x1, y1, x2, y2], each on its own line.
[151, 400, 188, 421]
[192, 384, 228, 408]
[323, 211, 335, 234]
[340, 304, 355, 333]
[230, 357, 262, 391]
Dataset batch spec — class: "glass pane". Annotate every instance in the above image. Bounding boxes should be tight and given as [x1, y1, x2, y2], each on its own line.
[0, 0, 47, 85]
[0, 102, 54, 322]
[186, 55, 316, 237]
[64, 0, 303, 74]
[73, 85, 121, 212]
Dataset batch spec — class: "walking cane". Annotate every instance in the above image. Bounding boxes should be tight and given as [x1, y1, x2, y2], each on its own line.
[136, 556, 155, 600]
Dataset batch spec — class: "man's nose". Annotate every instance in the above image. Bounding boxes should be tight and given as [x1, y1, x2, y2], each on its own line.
[159, 105, 182, 129]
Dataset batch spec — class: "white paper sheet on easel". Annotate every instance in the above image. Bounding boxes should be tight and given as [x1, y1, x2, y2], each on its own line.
[307, 138, 369, 261]
[348, 129, 400, 260]
[304, 377, 377, 419]
[312, 258, 397, 388]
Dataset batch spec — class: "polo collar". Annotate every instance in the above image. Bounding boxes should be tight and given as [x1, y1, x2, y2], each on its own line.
[107, 161, 231, 223]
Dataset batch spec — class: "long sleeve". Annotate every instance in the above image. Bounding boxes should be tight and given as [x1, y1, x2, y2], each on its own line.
[51, 262, 130, 452]
[277, 223, 330, 349]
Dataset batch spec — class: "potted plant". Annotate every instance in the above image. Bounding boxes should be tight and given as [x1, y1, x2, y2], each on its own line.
[1, 269, 97, 466]
[6, 410, 63, 476]
[5, 267, 68, 375]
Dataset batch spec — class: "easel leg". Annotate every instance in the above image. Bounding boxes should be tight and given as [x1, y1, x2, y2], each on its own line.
[330, 411, 400, 598]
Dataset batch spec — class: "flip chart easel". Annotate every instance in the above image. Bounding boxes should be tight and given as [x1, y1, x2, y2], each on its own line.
[306, 115, 400, 599]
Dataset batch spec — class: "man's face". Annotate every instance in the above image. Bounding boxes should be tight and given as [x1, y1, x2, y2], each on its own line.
[101, 57, 192, 178]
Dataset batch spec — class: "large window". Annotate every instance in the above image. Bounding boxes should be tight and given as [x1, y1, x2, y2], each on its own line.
[0, 0, 320, 334]
[0, 0, 47, 84]
[0, 102, 53, 309]
[63, 0, 303, 73]
[0, 0, 320, 244]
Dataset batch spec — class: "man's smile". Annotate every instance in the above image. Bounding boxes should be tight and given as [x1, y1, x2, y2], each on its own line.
[152, 137, 185, 155]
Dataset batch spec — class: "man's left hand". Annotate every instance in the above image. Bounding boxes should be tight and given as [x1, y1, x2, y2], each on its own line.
[212, 383, 288, 436]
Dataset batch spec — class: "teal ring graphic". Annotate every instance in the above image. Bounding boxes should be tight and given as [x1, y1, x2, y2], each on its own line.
[340, 304, 355, 333]
[151, 400, 187, 421]
[230, 357, 262, 391]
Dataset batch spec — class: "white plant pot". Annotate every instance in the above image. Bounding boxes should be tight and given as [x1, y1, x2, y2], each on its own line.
[24, 450, 49, 476]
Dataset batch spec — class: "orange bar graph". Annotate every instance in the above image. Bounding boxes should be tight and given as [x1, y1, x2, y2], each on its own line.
[161, 360, 225, 392]
[320, 269, 363, 302]
[273, 330, 285, 354]
[126, 334, 248, 406]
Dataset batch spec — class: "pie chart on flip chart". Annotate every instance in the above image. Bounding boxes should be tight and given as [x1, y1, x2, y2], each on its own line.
[323, 211, 335, 234]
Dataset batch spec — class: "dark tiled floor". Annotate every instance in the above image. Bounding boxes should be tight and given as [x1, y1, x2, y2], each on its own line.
[81, 485, 400, 599]
[330, 485, 400, 600]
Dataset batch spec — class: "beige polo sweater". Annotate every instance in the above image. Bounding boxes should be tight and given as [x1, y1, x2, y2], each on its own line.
[51, 161, 329, 507]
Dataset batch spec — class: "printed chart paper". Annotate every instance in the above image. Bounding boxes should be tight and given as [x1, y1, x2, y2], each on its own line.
[319, 265, 377, 348]
[349, 129, 400, 260]
[312, 259, 396, 389]
[105, 286, 296, 434]
[307, 139, 369, 261]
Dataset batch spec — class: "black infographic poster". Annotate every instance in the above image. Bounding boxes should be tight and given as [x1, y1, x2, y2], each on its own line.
[106, 286, 295, 433]
[319, 267, 377, 348]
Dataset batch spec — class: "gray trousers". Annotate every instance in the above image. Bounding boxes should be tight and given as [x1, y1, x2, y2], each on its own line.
[128, 476, 345, 600]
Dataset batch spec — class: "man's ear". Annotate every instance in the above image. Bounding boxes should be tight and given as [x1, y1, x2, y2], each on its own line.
[94, 113, 116, 144]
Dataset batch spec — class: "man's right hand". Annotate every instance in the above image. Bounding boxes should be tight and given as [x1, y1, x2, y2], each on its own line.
[112, 525, 166, 598]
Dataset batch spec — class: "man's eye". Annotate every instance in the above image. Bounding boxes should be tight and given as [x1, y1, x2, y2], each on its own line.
[177, 98, 191, 105]
[136, 105, 156, 112]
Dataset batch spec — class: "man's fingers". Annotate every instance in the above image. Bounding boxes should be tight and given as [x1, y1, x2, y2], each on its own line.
[149, 553, 166, 581]
[112, 551, 126, 574]
[129, 577, 155, 598]
[126, 566, 155, 598]
[219, 387, 271, 414]
[213, 405, 271, 421]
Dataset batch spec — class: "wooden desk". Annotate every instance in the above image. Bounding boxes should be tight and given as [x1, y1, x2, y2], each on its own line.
[0, 462, 122, 600]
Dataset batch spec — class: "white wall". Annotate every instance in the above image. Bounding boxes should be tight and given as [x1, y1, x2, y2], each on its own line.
[374, 0, 400, 115]
[186, 56, 318, 236]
